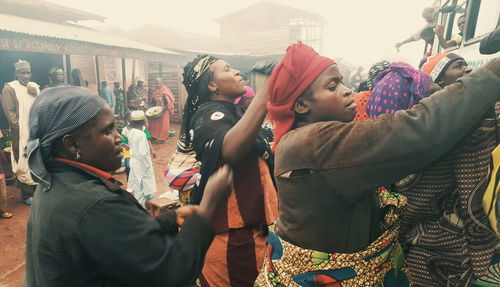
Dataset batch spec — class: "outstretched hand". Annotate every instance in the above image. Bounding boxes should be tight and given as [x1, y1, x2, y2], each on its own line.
[175, 205, 198, 226]
[395, 43, 402, 52]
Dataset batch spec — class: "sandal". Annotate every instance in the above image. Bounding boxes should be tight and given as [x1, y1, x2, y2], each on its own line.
[1, 211, 13, 219]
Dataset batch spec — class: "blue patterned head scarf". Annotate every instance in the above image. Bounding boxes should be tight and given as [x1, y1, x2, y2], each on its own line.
[26, 86, 107, 191]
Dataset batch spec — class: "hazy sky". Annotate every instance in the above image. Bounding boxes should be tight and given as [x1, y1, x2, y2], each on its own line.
[53, 0, 436, 68]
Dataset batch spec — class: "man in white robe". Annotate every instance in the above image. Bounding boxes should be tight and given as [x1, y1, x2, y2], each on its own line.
[1, 60, 39, 205]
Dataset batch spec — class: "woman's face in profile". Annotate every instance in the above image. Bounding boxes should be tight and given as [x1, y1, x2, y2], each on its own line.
[76, 107, 123, 171]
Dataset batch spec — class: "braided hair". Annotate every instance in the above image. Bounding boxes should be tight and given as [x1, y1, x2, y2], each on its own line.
[179, 55, 218, 150]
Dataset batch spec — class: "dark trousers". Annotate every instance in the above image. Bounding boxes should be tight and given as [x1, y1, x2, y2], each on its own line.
[16, 180, 35, 200]
[0, 175, 7, 212]
[125, 158, 130, 179]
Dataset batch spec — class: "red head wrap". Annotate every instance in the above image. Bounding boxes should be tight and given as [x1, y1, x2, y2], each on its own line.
[267, 42, 335, 151]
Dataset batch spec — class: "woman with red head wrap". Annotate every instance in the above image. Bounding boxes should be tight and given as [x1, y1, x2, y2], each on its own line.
[257, 42, 500, 286]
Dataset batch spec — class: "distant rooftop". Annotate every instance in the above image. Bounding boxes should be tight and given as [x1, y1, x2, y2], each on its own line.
[0, 0, 106, 23]
[215, 1, 326, 25]
[0, 13, 181, 56]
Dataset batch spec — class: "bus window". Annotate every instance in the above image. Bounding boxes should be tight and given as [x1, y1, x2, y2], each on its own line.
[436, 1, 466, 50]
[467, 0, 500, 40]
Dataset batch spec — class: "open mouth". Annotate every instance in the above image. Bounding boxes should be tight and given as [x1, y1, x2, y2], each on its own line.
[346, 99, 356, 109]
[115, 150, 123, 158]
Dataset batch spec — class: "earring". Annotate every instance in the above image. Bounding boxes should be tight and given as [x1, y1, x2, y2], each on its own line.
[75, 152, 81, 160]
[215, 89, 220, 95]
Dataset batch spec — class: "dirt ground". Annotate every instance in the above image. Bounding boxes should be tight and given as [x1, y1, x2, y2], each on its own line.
[0, 124, 181, 287]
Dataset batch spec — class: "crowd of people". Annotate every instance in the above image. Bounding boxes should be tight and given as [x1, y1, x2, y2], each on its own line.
[0, 62, 177, 218]
[0, 15, 499, 287]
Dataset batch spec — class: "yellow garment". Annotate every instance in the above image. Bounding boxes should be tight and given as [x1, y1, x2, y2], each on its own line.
[484, 144, 500, 237]
[123, 147, 130, 159]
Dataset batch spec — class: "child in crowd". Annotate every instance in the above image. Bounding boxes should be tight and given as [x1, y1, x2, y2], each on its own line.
[121, 114, 155, 178]
[126, 110, 157, 207]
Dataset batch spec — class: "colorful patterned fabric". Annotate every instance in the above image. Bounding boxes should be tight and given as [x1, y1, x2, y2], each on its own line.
[163, 168, 200, 192]
[353, 91, 371, 121]
[471, 253, 500, 286]
[396, 103, 500, 286]
[148, 85, 175, 140]
[367, 62, 430, 118]
[484, 144, 500, 237]
[166, 147, 200, 205]
[421, 53, 464, 83]
[255, 188, 410, 287]
[353, 61, 391, 122]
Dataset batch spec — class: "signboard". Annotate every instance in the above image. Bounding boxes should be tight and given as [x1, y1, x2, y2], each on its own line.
[0, 32, 176, 62]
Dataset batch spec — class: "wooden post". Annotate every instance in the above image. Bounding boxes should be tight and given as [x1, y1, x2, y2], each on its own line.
[131, 58, 136, 84]
[62, 54, 71, 85]
[95, 56, 101, 92]
[122, 58, 128, 114]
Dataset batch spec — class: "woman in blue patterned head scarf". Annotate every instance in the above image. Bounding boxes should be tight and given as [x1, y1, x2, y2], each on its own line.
[24, 86, 232, 287]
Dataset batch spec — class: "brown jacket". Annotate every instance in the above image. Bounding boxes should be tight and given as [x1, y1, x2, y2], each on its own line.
[1, 84, 19, 129]
[274, 66, 500, 253]
[1, 84, 20, 160]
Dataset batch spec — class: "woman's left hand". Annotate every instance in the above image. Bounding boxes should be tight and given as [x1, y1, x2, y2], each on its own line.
[175, 205, 199, 226]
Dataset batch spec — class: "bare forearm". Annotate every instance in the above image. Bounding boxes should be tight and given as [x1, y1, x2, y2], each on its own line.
[221, 84, 268, 164]
[438, 35, 455, 48]
[399, 37, 414, 46]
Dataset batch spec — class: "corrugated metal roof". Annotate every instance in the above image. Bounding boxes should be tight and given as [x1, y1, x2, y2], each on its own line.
[0, 13, 182, 56]
[0, 0, 106, 22]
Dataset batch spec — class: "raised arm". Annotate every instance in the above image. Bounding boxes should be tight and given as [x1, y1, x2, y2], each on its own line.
[434, 25, 458, 49]
[78, 165, 232, 287]
[221, 81, 268, 164]
[395, 36, 415, 51]
[312, 61, 500, 198]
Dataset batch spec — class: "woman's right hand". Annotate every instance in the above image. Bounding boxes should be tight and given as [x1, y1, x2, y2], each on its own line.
[197, 164, 233, 219]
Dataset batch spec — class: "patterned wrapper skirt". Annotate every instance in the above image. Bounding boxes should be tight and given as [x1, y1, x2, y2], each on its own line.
[255, 189, 410, 287]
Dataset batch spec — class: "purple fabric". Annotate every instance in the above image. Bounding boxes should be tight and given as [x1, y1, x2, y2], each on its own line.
[367, 62, 430, 118]
[234, 86, 255, 104]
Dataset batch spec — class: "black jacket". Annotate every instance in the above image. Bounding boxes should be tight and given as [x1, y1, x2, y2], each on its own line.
[25, 160, 214, 287]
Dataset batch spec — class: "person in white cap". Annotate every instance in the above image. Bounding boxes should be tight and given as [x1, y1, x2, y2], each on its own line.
[1, 60, 39, 205]
[127, 110, 157, 207]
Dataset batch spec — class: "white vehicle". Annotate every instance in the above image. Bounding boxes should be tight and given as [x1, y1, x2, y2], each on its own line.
[432, 0, 499, 67]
